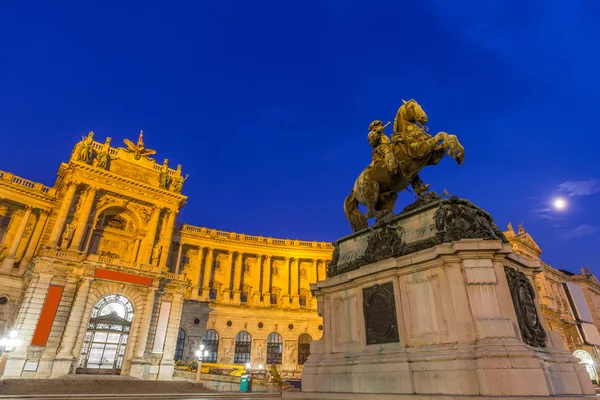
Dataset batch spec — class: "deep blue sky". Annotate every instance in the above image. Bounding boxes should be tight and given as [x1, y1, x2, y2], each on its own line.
[1, 1, 599, 272]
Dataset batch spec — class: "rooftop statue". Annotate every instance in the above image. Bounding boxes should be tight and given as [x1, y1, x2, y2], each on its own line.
[123, 130, 157, 160]
[344, 99, 464, 232]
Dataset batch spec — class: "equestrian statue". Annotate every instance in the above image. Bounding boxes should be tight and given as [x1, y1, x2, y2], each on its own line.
[344, 99, 465, 232]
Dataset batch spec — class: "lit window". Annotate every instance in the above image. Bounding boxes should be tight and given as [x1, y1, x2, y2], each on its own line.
[234, 331, 251, 364]
[201, 329, 219, 363]
[298, 333, 312, 365]
[267, 332, 282, 364]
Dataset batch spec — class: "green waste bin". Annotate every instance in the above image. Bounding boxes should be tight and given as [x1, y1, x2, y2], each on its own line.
[240, 374, 252, 392]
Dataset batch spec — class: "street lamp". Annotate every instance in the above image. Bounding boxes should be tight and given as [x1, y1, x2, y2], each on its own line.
[0, 330, 21, 353]
[195, 344, 207, 383]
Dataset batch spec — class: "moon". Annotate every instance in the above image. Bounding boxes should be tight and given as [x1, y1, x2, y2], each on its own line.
[553, 198, 566, 210]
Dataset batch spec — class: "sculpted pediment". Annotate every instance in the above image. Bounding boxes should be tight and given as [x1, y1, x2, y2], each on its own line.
[516, 232, 543, 254]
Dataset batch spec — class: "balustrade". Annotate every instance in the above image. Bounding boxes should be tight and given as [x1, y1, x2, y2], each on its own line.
[0, 169, 53, 195]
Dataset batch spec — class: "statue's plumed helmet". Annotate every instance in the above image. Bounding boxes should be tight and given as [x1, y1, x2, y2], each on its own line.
[368, 120, 383, 131]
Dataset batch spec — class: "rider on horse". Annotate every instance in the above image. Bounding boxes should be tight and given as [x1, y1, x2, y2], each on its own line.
[367, 120, 398, 175]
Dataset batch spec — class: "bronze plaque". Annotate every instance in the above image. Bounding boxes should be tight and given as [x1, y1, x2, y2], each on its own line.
[363, 282, 400, 345]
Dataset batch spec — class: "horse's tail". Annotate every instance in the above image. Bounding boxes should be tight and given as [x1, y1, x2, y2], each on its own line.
[344, 191, 368, 232]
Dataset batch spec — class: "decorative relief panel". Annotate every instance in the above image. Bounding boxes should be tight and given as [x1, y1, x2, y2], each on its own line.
[504, 266, 547, 347]
[362, 282, 400, 345]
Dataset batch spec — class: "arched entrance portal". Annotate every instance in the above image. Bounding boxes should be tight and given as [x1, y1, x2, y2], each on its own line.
[77, 294, 133, 375]
[573, 349, 598, 382]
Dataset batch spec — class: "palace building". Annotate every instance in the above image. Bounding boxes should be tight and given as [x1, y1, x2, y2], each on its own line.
[0, 132, 599, 384]
[0, 132, 332, 380]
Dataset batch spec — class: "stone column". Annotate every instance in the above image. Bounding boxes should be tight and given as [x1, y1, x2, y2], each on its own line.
[222, 251, 234, 303]
[201, 249, 215, 299]
[232, 252, 243, 304]
[262, 256, 271, 305]
[174, 243, 183, 273]
[52, 276, 93, 376]
[290, 257, 300, 308]
[47, 183, 78, 247]
[159, 211, 177, 269]
[141, 206, 161, 264]
[130, 287, 157, 379]
[69, 187, 97, 251]
[0, 206, 33, 273]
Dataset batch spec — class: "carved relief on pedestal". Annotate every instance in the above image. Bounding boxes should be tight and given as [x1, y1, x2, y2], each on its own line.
[505, 266, 547, 347]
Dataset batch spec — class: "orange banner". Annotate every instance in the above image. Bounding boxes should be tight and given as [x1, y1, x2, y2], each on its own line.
[94, 268, 153, 286]
[31, 285, 64, 346]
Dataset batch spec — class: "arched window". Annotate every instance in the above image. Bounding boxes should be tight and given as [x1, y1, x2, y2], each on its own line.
[174, 328, 186, 361]
[267, 332, 282, 364]
[574, 350, 597, 381]
[201, 329, 219, 363]
[298, 333, 312, 365]
[234, 331, 252, 364]
[77, 294, 133, 374]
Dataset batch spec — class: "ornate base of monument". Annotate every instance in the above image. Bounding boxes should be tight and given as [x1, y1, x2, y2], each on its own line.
[285, 195, 594, 399]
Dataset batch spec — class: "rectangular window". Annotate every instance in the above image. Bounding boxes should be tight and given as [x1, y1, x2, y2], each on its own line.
[270, 295, 277, 305]
[0, 216, 10, 228]
[240, 292, 248, 303]
[209, 289, 217, 300]
[300, 268, 307, 278]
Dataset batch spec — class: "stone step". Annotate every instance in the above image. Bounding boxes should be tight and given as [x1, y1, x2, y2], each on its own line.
[0, 378, 213, 395]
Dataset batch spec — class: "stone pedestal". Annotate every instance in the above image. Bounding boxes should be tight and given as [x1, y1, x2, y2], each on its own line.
[285, 196, 594, 400]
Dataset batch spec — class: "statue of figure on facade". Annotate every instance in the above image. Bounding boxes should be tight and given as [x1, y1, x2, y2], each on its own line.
[171, 174, 188, 193]
[123, 130, 157, 160]
[61, 222, 76, 247]
[343, 99, 465, 232]
[159, 158, 170, 189]
[77, 131, 94, 163]
[95, 151, 110, 169]
[152, 243, 162, 265]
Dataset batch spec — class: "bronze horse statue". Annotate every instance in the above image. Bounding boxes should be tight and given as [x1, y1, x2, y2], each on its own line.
[344, 99, 464, 232]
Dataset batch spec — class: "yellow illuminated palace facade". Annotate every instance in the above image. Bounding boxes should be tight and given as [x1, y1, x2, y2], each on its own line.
[0, 133, 331, 380]
[0, 132, 599, 383]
